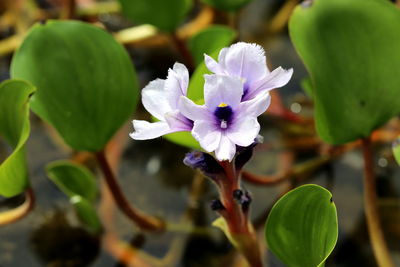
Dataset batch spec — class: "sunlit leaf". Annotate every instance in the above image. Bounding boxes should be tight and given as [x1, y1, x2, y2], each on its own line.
[289, 0, 400, 144]
[11, 20, 138, 151]
[118, 0, 193, 32]
[46, 161, 101, 233]
[265, 184, 338, 267]
[0, 80, 35, 197]
[201, 0, 253, 11]
[188, 25, 236, 66]
[46, 160, 98, 202]
[393, 137, 400, 166]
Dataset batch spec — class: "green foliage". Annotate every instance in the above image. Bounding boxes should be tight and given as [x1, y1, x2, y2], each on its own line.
[11, 20, 138, 152]
[0, 80, 34, 197]
[265, 184, 338, 267]
[201, 0, 253, 11]
[188, 25, 236, 66]
[393, 137, 400, 165]
[46, 160, 101, 233]
[118, 0, 192, 32]
[289, 0, 400, 144]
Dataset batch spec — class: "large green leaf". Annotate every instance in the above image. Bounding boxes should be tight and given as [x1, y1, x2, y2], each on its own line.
[46, 161, 101, 233]
[0, 80, 35, 197]
[289, 0, 400, 144]
[201, 0, 253, 11]
[265, 184, 338, 267]
[188, 25, 236, 66]
[11, 20, 138, 151]
[118, 0, 192, 32]
[46, 160, 98, 202]
[393, 136, 400, 166]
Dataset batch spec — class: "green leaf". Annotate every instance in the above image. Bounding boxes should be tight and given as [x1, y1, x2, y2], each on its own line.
[201, 0, 253, 11]
[393, 137, 400, 166]
[46, 160, 98, 202]
[71, 196, 102, 234]
[118, 0, 193, 32]
[11, 20, 138, 151]
[300, 77, 313, 98]
[265, 184, 338, 267]
[289, 0, 400, 144]
[188, 25, 236, 66]
[0, 80, 35, 197]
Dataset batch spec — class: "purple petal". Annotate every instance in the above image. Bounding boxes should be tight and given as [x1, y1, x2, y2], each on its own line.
[204, 54, 224, 74]
[141, 79, 172, 120]
[164, 110, 193, 131]
[179, 96, 211, 121]
[215, 135, 236, 161]
[227, 117, 260, 147]
[239, 91, 271, 118]
[245, 67, 293, 100]
[220, 42, 268, 84]
[130, 120, 172, 140]
[191, 120, 221, 152]
[165, 63, 189, 109]
[204, 75, 243, 110]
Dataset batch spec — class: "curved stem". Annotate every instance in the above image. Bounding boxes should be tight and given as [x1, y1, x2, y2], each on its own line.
[170, 33, 195, 71]
[0, 187, 35, 225]
[361, 137, 394, 267]
[95, 150, 165, 232]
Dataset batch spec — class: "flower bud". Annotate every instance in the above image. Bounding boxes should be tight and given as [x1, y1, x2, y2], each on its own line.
[183, 151, 224, 178]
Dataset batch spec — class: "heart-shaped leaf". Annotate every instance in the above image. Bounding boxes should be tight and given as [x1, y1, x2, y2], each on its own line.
[289, 0, 400, 144]
[188, 25, 236, 66]
[265, 184, 338, 267]
[11, 20, 138, 151]
[0, 80, 35, 197]
[118, 0, 193, 32]
[201, 0, 253, 11]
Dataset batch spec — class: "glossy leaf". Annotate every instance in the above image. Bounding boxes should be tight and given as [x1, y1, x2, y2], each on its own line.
[289, 0, 400, 144]
[201, 0, 253, 11]
[46, 160, 98, 202]
[0, 80, 35, 197]
[71, 196, 102, 233]
[393, 137, 400, 166]
[265, 184, 338, 267]
[11, 20, 138, 151]
[188, 25, 236, 66]
[118, 0, 192, 32]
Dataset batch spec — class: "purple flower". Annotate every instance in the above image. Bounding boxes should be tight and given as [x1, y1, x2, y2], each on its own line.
[130, 63, 193, 140]
[179, 74, 270, 162]
[204, 42, 293, 101]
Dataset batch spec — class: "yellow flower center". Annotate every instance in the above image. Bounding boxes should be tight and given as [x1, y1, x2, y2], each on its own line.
[218, 102, 228, 107]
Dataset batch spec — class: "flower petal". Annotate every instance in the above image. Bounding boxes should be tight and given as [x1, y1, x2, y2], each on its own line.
[227, 117, 260, 147]
[215, 135, 236, 162]
[165, 63, 189, 109]
[246, 67, 293, 100]
[239, 91, 271, 117]
[221, 42, 268, 84]
[141, 79, 171, 120]
[204, 54, 224, 74]
[164, 109, 193, 131]
[179, 96, 211, 121]
[204, 74, 243, 110]
[130, 120, 172, 140]
[192, 120, 221, 152]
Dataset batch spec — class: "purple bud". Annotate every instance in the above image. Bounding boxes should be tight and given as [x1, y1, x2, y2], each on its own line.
[183, 151, 224, 178]
[233, 189, 252, 212]
[235, 135, 263, 170]
[210, 199, 225, 211]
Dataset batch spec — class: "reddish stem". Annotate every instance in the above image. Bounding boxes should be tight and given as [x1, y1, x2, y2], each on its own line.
[95, 150, 165, 232]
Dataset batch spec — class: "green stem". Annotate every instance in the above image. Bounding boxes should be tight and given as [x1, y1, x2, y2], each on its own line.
[361, 137, 394, 267]
[95, 150, 165, 232]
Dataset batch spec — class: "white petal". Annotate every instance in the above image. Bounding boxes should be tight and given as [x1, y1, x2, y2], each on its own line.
[191, 120, 221, 152]
[165, 63, 189, 109]
[164, 110, 193, 131]
[246, 67, 293, 100]
[141, 79, 171, 120]
[221, 42, 268, 84]
[204, 54, 224, 74]
[239, 91, 271, 117]
[227, 117, 260, 147]
[179, 96, 211, 121]
[130, 120, 172, 140]
[215, 135, 236, 162]
[204, 74, 243, 110]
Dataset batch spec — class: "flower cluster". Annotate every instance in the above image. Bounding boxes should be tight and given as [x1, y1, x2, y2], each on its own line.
[130, 42, 293, 162]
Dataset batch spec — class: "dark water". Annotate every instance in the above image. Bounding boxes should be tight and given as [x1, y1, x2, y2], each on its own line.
[1, 0, 400, 266]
